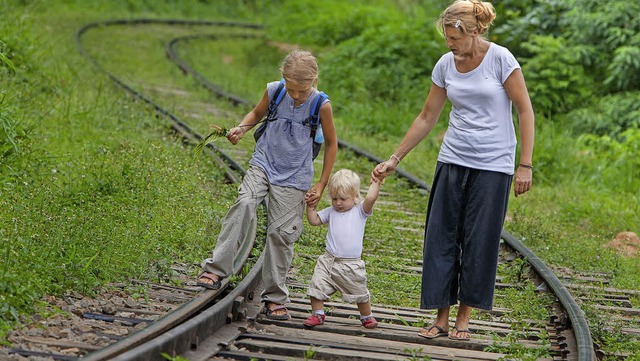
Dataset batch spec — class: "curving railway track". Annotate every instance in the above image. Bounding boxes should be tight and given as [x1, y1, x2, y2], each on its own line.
[3, 18, 638, 361]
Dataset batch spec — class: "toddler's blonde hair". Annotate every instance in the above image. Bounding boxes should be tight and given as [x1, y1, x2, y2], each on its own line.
[280, 50, 319, 87]
[328, 169, 361, 202]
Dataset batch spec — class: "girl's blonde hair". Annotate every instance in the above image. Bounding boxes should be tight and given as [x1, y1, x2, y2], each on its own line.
[280, 50, 319, 87]
[328, 169, 361, 202]
[437, 0, 496, 36]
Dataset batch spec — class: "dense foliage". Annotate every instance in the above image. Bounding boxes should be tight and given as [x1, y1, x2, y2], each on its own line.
[494, 0, 640, 127]
[263, 0, 640, 191]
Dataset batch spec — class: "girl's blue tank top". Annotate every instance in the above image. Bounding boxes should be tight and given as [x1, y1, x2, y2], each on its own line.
[249, 81, 329, 191]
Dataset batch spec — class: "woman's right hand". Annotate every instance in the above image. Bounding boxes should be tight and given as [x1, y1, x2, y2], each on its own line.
[371, 159, 397, 183]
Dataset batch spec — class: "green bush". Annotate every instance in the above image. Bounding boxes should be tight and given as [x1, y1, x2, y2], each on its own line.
[604, 45, 640, 91]
[324, 21, 443, 101]
[0, 96, 19, 160]
[0, 271, 41, 336]
[321, 20, 445, 136]
[566, 91, 640, 137]
[492, 0, 569, 57]
[519, 35, 594, 115]
[575, 129, 640, 193]
[566, 0, 640, 93]
[0, 28, 38, 182]
[494, 0, 640, 116]
[265, 0, 404, 47]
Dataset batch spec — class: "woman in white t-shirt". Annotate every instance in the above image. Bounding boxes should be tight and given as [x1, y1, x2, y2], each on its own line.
[372, 0, 534, 341]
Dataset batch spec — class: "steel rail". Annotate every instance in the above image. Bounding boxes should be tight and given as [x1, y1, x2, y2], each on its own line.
[111, 253, 264, 361]
[75, 19, 264, 361]
[501, 231, 596, 361]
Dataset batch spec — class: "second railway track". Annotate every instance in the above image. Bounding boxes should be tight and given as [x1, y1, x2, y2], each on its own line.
[3, 17, 638, 361]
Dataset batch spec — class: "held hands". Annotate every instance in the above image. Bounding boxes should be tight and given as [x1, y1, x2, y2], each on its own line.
[305, 182, 325, 208]
[514, 165, 532, 197]
[371, 157, 398, 183]
[226, 126, 245, 145]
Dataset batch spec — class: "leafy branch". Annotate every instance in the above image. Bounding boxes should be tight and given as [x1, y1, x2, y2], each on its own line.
[192, 122, 262, 161]
[193, 124, 230, 161]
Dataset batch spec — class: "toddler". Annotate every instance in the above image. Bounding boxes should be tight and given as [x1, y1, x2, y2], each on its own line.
[303, 169, 380, 329]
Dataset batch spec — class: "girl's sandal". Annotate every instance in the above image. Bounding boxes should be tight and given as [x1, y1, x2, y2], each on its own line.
[263, 302, 290, 320]
[196, 272, 221, 290]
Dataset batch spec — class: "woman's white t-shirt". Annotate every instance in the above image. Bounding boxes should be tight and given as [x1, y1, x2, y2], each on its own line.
[432, 43, 520, 175]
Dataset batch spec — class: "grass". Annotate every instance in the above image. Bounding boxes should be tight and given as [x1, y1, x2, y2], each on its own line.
[0, 0, 241, 336]
[1, 0, 638, 358]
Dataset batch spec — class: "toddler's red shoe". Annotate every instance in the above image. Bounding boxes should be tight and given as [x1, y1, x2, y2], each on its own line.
[361, 316, 378, 329]
[303, 314, 325, 327]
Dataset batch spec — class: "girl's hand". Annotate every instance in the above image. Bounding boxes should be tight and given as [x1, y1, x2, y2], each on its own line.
[305, 183, 324, 208]
[226, 126, 245, 145]
[304, 190, 315, 204]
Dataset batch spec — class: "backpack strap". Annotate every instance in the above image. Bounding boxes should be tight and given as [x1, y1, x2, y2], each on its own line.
[266, 79, 286, 121]
[308, 92, 328, 139]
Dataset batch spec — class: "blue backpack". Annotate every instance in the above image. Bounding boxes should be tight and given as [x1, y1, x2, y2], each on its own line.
[253, 79, 328, 160]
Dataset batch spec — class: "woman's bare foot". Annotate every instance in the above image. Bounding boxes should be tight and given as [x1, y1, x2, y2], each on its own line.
[449, 326, 471, 340]
[417, 307, 450, 338]
[418, 324, 449, 338]
[449, 304, 472, 340]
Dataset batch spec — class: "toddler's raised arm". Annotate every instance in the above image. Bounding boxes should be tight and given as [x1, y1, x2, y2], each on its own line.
[362, 179, 381, 215]
[305, 202, 323, 226]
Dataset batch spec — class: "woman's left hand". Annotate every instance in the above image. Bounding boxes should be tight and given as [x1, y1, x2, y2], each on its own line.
[514, 166, 532, 197]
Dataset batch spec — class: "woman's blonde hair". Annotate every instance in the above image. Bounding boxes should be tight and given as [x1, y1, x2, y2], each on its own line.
[280, 50, 319, 87]
[328, 169, 361, 202]
[437, 0, 496, 36]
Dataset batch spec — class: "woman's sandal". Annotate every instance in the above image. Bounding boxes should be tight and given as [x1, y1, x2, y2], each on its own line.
[263, 302, 290, 320]
[417, 325, 448, 339]
[448, 325, 471, 341]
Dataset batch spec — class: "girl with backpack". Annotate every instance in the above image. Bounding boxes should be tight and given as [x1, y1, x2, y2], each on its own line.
[197, 50, 337, 321]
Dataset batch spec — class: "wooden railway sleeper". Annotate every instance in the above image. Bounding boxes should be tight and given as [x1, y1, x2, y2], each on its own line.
[549, 347, 571, 360]
[82, 312, 154, 326]
[547, 323, 563, 337]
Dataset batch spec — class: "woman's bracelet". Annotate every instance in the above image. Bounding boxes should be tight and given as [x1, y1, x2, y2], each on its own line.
[390, 154, 401, 163]
[518, 163, 533, 169]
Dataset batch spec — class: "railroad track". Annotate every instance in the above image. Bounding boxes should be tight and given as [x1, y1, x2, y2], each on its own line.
[3, 17, 638, 361]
